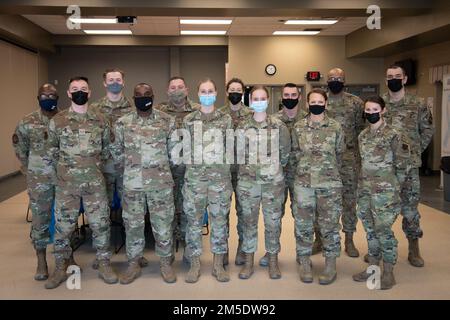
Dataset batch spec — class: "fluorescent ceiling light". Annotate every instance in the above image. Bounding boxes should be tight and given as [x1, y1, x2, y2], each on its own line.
[273, 31, 320, 35]
[180, 19, 232, 25]
[83, 30, 132, 35]
[180, 30, 227, 35]
[285, 20, 338, 25]
[69, 18, 117, 24]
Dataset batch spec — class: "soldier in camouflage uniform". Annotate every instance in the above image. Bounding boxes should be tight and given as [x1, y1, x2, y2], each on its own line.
[45, 77, 117, 289]
[111, 83, 177, 284]
[291, 89, 344, 285]
[156, 76, 200, 263]
[182, 78, 233, 283]
[353, 96, 411, 290]
[312, 68, 364, 258]
[219, 78, 252, 266]
[13, 84, 59, 281]
[379, 65, 434, 267]
[236, 86, 291, 280]
[261, 83, 306, 267]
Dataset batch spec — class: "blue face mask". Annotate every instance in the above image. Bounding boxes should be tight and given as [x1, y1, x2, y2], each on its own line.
[199, 95, 216, 107]
[107, 82, 123, 94]
[39, 98, 58, 112]
[251, 100, 268, 112]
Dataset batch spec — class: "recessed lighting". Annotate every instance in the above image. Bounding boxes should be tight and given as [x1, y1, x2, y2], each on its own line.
[285, 20, 338, 25]
[180, 30, 227, 35]
[69, 18, 118, 24]
[273, 31, 320, 35]
[83, 30, 132, 35]
[180, 19, 232, 25]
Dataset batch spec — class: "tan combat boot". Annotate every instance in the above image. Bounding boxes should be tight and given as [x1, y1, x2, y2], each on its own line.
[212, 254, 230, 282]
[239, 253, 254, 279]
[120, 258, 141, 285]
[380, 262, 396, 290]
[353, 256, 380, 282]
[160, 256, 177, 283]
[35, 248, 48, 281]
[185, 256, 201, 283]
[98, 259, 118, 284]
[235, 241, 245, 266]
[363, 253, 369, 263]
[312, 230, 323, 255]
[319, 257, 337, 285]
[268, 253, 281, 279]
[45, 258, 68, 289]
[93, 256, 148, 270]
[258, 252, 269, 267]
[298, 256, 313, 283]
[408, 238, 424, 267]
[344, 232, 360, 258]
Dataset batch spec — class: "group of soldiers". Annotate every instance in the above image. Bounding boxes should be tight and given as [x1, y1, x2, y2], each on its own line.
[13, 64, 433, 290]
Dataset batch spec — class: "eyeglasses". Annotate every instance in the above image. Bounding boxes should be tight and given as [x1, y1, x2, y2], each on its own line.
[38, 94, 58, 100]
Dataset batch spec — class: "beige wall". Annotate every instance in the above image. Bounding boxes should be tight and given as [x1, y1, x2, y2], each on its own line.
[384, 40, 450, 170]
[228, 36, 385, 91]
[0, 40, 41, 177]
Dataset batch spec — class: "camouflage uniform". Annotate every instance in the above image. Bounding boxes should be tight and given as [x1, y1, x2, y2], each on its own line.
[326, 92, 365, 233]
[382, 93, 434, 239]
[48, 107, 112, 261]
[182, 108, 233, 257]
[273, 108, 308, 217]
[13, 109, 56, 250]
[236, 115, 290, 254]
[219, 102, 252, 243]
[357, 122, 411, 264]
[156, 99, 200, 244]
[91, 96, 133, 205]
[291, 115, 344, 257]
[110, 110, 176, 260]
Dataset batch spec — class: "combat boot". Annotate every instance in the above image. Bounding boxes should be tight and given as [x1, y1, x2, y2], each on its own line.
[185, 256, 201, 283]
[66, 252, 82, 273]
[239, 253, 254, 279]
[319, 257, 337, 285]
[212, 254, 230, 282]
[380, 262, 396, 290]
[312, 231, 323, 255]
[298, 256, 313, 283]
[344, 232, 360, 258]
[259, 252, 269, 267]
[268, 253, 281, 279]
[35, 248, 48, 281]
[408, 238, 424, 267]
[93, 256, 148, 269]
[353, 256, 380, 282]
[120, 258, 141, 285]
[160, 256, 177, 283]
[45, 258, 68, 289]
[98, 259, 118, 284]
[363, 253, 369, 263]
[235, 241, 245, 266]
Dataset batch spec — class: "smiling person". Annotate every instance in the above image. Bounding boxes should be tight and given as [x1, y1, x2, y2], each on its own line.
[182, 78, 233, 283]
[291, 88, 344, 285]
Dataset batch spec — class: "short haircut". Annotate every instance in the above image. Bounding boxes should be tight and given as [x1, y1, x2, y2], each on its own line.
[197, 78, 217, 91]
[387, 64, 406, 76]
[168, 76, 186, 86]
[226, 78, 245, 91]
[103, 68, 125, 80]
[364, 95, 386, 110]
[250, 85, 269, 98]
[69, 76, 89, 85]
[307, 88, 328, 102]
[283, 83, 298, 89]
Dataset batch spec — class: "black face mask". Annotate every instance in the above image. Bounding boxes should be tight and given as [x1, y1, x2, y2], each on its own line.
[387, 79, 403, 92]
[365, 112, 381, 124]
[309, 104, 325, 115]
[134, 96, 153, 112]
[39, 98, 58, 112]
[71, 91, 89, 105]
[282, 98, 299, 110]
[328, 81, 344, 94]
[228, 92, 243, 105]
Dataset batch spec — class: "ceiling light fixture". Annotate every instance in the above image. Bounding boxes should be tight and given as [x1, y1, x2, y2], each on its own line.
[69, 18, 118, 24]
[180, 19, 232, 25]
[285, 20, 338, 25]
[180, 30, 227, 35]
[273, 31, 320, 35]
[83, 30, 132, 35]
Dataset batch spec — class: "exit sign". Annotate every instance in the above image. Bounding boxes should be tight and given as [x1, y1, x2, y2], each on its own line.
[306, 71, 321, 81]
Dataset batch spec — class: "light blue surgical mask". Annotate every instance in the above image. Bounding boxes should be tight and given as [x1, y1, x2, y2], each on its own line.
[251, 100, 268, 113]
[199, 95, 216, 107]
[107, 82, 123, 94]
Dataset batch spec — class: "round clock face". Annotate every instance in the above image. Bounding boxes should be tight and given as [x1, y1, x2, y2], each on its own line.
[265, 64, 276, 76]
